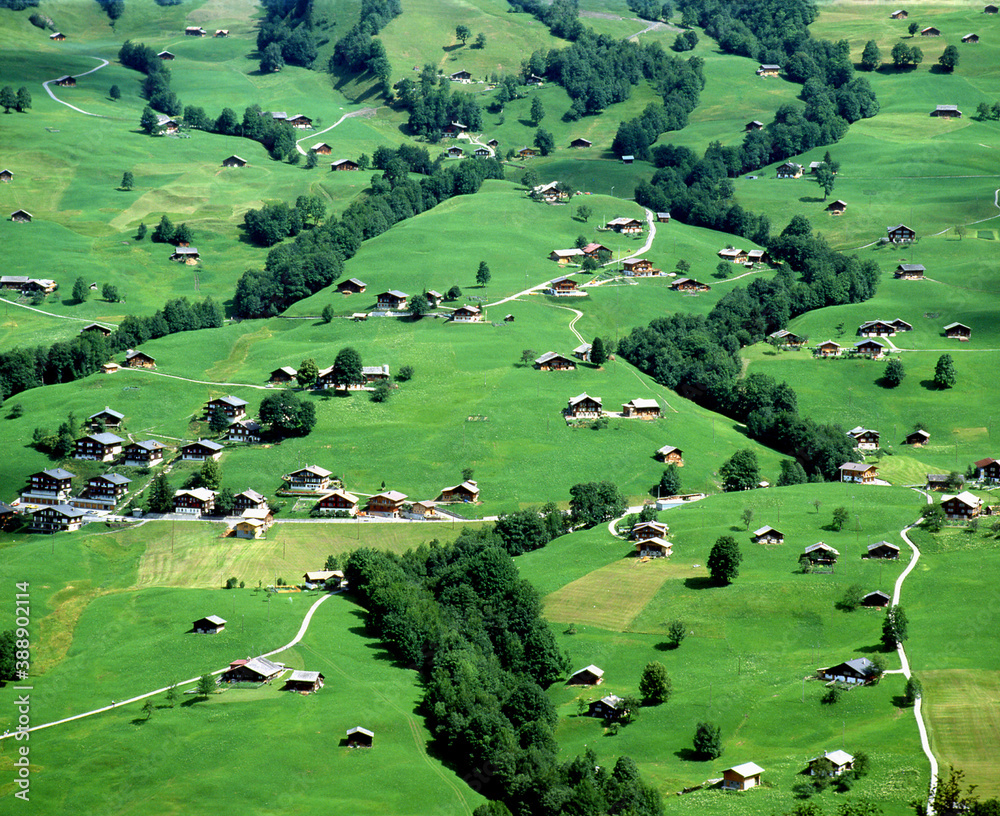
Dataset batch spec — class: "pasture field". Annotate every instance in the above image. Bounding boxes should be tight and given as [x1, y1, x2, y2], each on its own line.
[517, 483, 928, 814]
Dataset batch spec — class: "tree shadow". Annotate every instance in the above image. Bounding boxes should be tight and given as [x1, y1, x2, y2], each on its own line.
[130, 716, 150, 726]
[674, 748, 704, 761]
[928, 64, 952, 75]
[798, 196, 824, 203]
[441, 43, 462, 53]
[854, 642, 888, 654]
[920, 379, 943, 390]
[892, 695, 914, 709]
[654, 641, 679, 652]
[684, 576, 717, 590]
[729, 525, 743, 532]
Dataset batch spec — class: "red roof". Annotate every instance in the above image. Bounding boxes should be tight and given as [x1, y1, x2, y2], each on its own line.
[229, 659, 249, 668]
[975, 458, 997, 467]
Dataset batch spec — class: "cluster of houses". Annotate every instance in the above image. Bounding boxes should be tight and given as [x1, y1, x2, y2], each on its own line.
[813, 318, 970, 357]
[185, 26, 230, 37]
[549, 242, 611, 265]
[564, 393, 662, 420]
[1, 275, 57, 294]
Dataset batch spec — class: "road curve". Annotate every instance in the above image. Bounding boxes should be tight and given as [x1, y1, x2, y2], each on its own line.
[42, 58, 109, 116]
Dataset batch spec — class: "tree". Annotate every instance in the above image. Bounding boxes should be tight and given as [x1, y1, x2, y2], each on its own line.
[533, 128, 555, 156]
[530, 96, 545, 126]
[208, 405, 230, 434]
[590, 336, 607, 366]
[934, 354, 957, 388]
[102, 283, 120, 302]
[371, 380, 393, 402]
[0, 86, 16, 113]
[719, 449, 760, 491]
[860, 40, 882, 71]
[261, 41, 284, 73]
[881, 604, 908, 649]
[456, 24, 471, 45]
[569, 481, 626, 527]
[136, 222, 147, 241]
[778, 459, 808, 486]
[520, 349, 537, 366]
[165, 682, 177, 707]
[581, 256, 598, 272]
[707, 535, 742, 584]
[840, 584, 865, 611]
[693, 722, 723, 759]
[831, 506, 849, 531]
[296, 358, 318, 389]
[918, 766, 983, 816]
[147, 473, 173, 513]
[474, 32, 486, 49]
[814, 164, 835, 199]
[321, 304, 334, 324]
[923, 504, 945, 533]
[16, 87, 31, 112]
[908, 21, 919, 36]
[521, 169, 539, 190]
[476, 261, 491, 287]
[954, 224, 967, 240]
[905, 674, 923, 705]
[576, 204, 592, 222]
[741, 507, 754, 530]
[198, 458, 221, 490]
[331, 346, 364, 389]
[667, 620, 686, 648]
[0, 630, 15, 681]
[140, 105, 160, 134]
[152, 214, 175, 243]
[408, 292, 430, 317]
[259, 390, 316, 437]
[304, 148, 318, 169]
[883, 358, 905, 387]
[639, 662, 672, 704]
[120, 171, 134, 191]
[215, 487, 235, 516]
[174, 223, 193, 246]
[397, 365, 414, 381]
[939, 44, 960, 72]
[446, 285, 462, 300]
[109, 84, 121, 101]
[196, 673, 215, 698]
[658, 464, 681, 497]
[72, 277, 89, 303]
[676, 259, 691, 274]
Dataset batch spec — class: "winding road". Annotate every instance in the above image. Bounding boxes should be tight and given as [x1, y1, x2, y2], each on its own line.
[42, 57, 109, 116]
[295, 107, 379, 155]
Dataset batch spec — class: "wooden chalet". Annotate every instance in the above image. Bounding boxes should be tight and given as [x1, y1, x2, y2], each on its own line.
[570, 137, 592, 148]
[862, 590, 891, 608]
[858, 320, 896, 337]
[944, 321, 971, 340]
[567, 392, 602, 418]
[193, 615, 226, 634]
[987, 4, 998, 12]
[808, 750, 855, 777]
[975, 457, 1000, 481]
[550, 248, 584, 264]
[346, 726, 374, 747]
[894, 263, 925, 279]
[776, 161, 803, 179]
[905, 429, 930, 446]
[269, 366, 297, 384]
[55, 75, 76, 87]
[74, 432, 124, 462]
[486, 138, 499, 148]
[718, 247, 748, 263]
[124, 349, 155, 368]
[425, 290, 444, 307]
[170, 246, 200, 263]
[752, 526, 784, 545]
[74, 473, 131, 511]
[815, 340, 842, 357]
[408, 500, 440, 519]
[723, 763, 764, 791]
[847, 426, 880, 450]
[234, 517, 266, 539]
[337, 277, 368, 295]
[867, 541, 900, 559]
[962, 33, 979, 43]
[656, 211, 671, 222]
[655, 445, 683, 465]
[818, 657, 878, 685]
[80, 323, 112, 339]
[312, 142, 333, 155]
[474, 146, 490, 157]
[156, 115, 180, 134]
[23, 468, 75, 505]
[887, 224, 915, 243]
[50, 31, 66, 40]
[803, 542, 840, 565]
[330, 159, 359, 171]
[214, 29, 229, 37]
[439, 480, 479, 503]
[444, 121, 468, 135]
[124, 439, 166, 466]
[185, 25, 206, 35]
[0, 169, 12, 183]
[157, 50, 175, 60]
[622, 398, 660, 419]
[768, 329, 804, 345]
[926, 474, 950, 491]
[582, 242, 611, 259]
[632, 520, 668, 540]
[745, 120, 764, 131]
[567, 665, 604, 685]
[670, 278, 711, 292]
[232, 489, 269, 514]
[853, 339, 886, 358]
[621, 155, 634, 164]
[747, 249, 770, 264]
[283, 465, 332, 493]
[377, 290, 408, 310]
[303, 570, 343, 587]
[286, 670, 324, 692]
[30, 504, 87, 533]
[588, 694, 624, 720]
[181, 439, 223, 461]
[535, 352, 576, 371]
[636, 537, 672, 558]
[222, 155, 247, 167]
[316, 489, 360, 515]
[920, 26, 941, 36]
[549, 276, 580, 295]
[88, 406, 123, 429]
[839, 462, 878, 483]
[532, 181, 571, 203]
[287, 114, 312, 129]
[451, 305, 482, 322]
[1, 275, 55, 292]
[890, 9, 908, 18]
[10, 210, 32, 223]
[606, 216, 643, 233]
[756, 63, 781, 77]
[941, 490, 982, 519]
[573, 343, 592, 362]
[516, 147, 538, 159]
[206, 395, 248, 420]
[932, 105, 962, 118]
[173, 488, 216, 516]
[361, 364, 390, 384]
[622, 258, 659, 277]
[446, 145, 464, 159]
[366, 491, 407, 516]
[222, 657, 283, 683]
[101, 362, 120, 374]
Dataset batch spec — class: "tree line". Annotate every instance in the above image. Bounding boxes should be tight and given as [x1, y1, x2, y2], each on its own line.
[118, 40, 181, 115]
[329, 0, 401, 95]
[345, 532, 663, 816]
[0, 296, 223, 400]
[232, 150, 505, 318]
[256, 0, 319, 73]
[392, 65, 484, 137]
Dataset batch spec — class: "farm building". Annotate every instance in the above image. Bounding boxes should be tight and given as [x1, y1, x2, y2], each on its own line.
[535, 352, 576, 371]
[444, 121, 468, 135]
[752, 526, 784, 545]
[605, 217, 643, 233]
[408, 500, 440, 519]
[847, 426, 880, 450]
[894, 264, 925, 279]
[655, 445, 683, 465]
[567, 393, 602, 418]
[718, 247, 748, 262]
[588, 695, 625, 720]
[451, 305, 482, 322]
[449, 69, 471, 81]
[839, 462, 878, 483]
[346, 726, 374, 747]
[932, 105, 961, 118]
[215, 29, 229, 36]
[927, 474, 951, 491]
[125, 349, 156, 368]
[231, 489, 268, 515]
[636, 537, 672, 557]
[549, 276, 580, 295]
[173, 488, 216, 516]
[944, 322, 971, 339]
[769, 330, 804, 345]
[962, 33, 979, 43]
[316, 489, 360, 515]
[975, 458, 1000, 481]
[941, 491, 982, 519]
[622, 258, 659, 276]
[234, 517, 266, 539]
[424, 290, 444, 308]
[74, 432, 124, 462]
[890, 9, 908, 18]
[582, 242, 611, 258]
[303, 570, 343, 587]
[853, 340, 886, 358]
[193, 615, 226, 634]
[312, 142, 333, 154]
[867, 541, 900, 559]
[570, 137, 592, 148]
[377, 290, 408, 310]
[226, 419, 260, 443]
[550, 248, 584, 264]
[826, 199, 848, 215]
[206, 395, 248, 420]
[568, 665, 604, 685]
[50, 31, 66, 40]
[887, 224, 915, 243]
[516, 147, 538, 159]
[858, 320, 895, 337]
[862, 591, 891, 608]
[0, 169, 12, 182]
[223, 657, 283, 683]
[818, 657, 878, 685]
[671, 278, 711, 292]
[81, 323, 113, 338]
[185, 25, 206, 35]
[286, 671, 324, 692]
[474, 147, 489, 157]
[745, 120, 764, 131]
[330, 159, 359, 171]
[180, 439, 223, 461]
[621, 155, 634, 164]
[338, 277, 367, 294]
[808, 751, 855, 776]
[621, 398, 660, 419]
[757, 63, 780, 76]
[55, 75, 76, 87]
[446, 145, 464, 158]
[170, 247, 199, 262]
[124, 440, 165, 466]
[532, 181, 570, 202]
[987, 4, 998, 12]
[74, 473, 131, 511]
[815, 340, 842, 357]
[632, 520, 668, 540]
[486, 138, 499, 148]
[367, 491, 408, 516]
[157, 51, 175, 60]
[905, 429, 930, 446]
[30, 504, 87, 533]
[439, 480, 479, 502]
[722, 763, 765, 791]
[10, 210, 32, 223]
[920, 26, 941, 36]
[88, 406, 123, 428]
[776, 161, 803, 179]
[573, 343, 592, 362]
[283, 466, 332, 492]
[156, 115, 180, 133]
[222, 155, 247, 167]
[361, 365, 390, 384]
[803, 542, 839, 565]
[656, 211, 670, 222]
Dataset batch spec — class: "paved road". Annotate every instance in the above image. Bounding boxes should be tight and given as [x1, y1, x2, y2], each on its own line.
[295, 107, 379, 155]
[42, 58, 109, 116]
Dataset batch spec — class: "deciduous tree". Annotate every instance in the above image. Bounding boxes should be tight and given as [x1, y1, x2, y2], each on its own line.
[576, 204, 592, 222]
[15, 87, 31, 112]
[938, 44, 959, 72]
[719, 449, 760, 491]
[883, 358, 905, 387]
[860, 40, 882, 71]
[934, 354, 956, 388]
[0, 86, 16, 113]
[72, 277, 89, 303]
[667, 620, 686, 648]
[881, 604, 908, 649]
[296, 358, 318, 389]
[109, 84, 121, 100]
[196, 673, 215, 698]
[639, 661, 672, 704]
[530, 96, 545, 125]
[831, 506, 849, 531]
[533, 128, 555, 156]
[658, 463, 680, 497]
[408, 292, 430, 317]
[331, 346, 363, 388]
[259, 390, 317, 437]
[707, 535, 742, 584]
[693, 722, 722, 758]
[455, 24, 471, 45]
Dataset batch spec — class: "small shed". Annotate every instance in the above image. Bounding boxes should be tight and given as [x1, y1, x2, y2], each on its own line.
[55, 75, 76, 87]
[905, 429, 930, 446]
[867, 541, 900, 559]
[193, 615, 227, 634]
[346, 726, 374, 747]
[962, 33, 980, 43]
[568, 665, 604, 685]
[222, 155, 247, 167]
[588, 695, 624, 720]
[862, 590, 891, 608]
[826, 199, 847, 215]
[809, 750, 855, 776]
[655, 445, 683, 466]
[944, 322, 971, 340]
[723, 762, 764, 791]
[10, 210, 32, 223]
[286, 670, 325, 692]
[0, 169, 12, 183]
[570, 137, 592, 148]
[752, 526, 783, 545]
[803, 542, 840, 564]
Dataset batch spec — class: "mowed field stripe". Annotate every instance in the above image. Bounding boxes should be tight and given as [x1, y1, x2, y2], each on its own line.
[921, 669, 1000, 797]
[543, 559, 674, 631]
